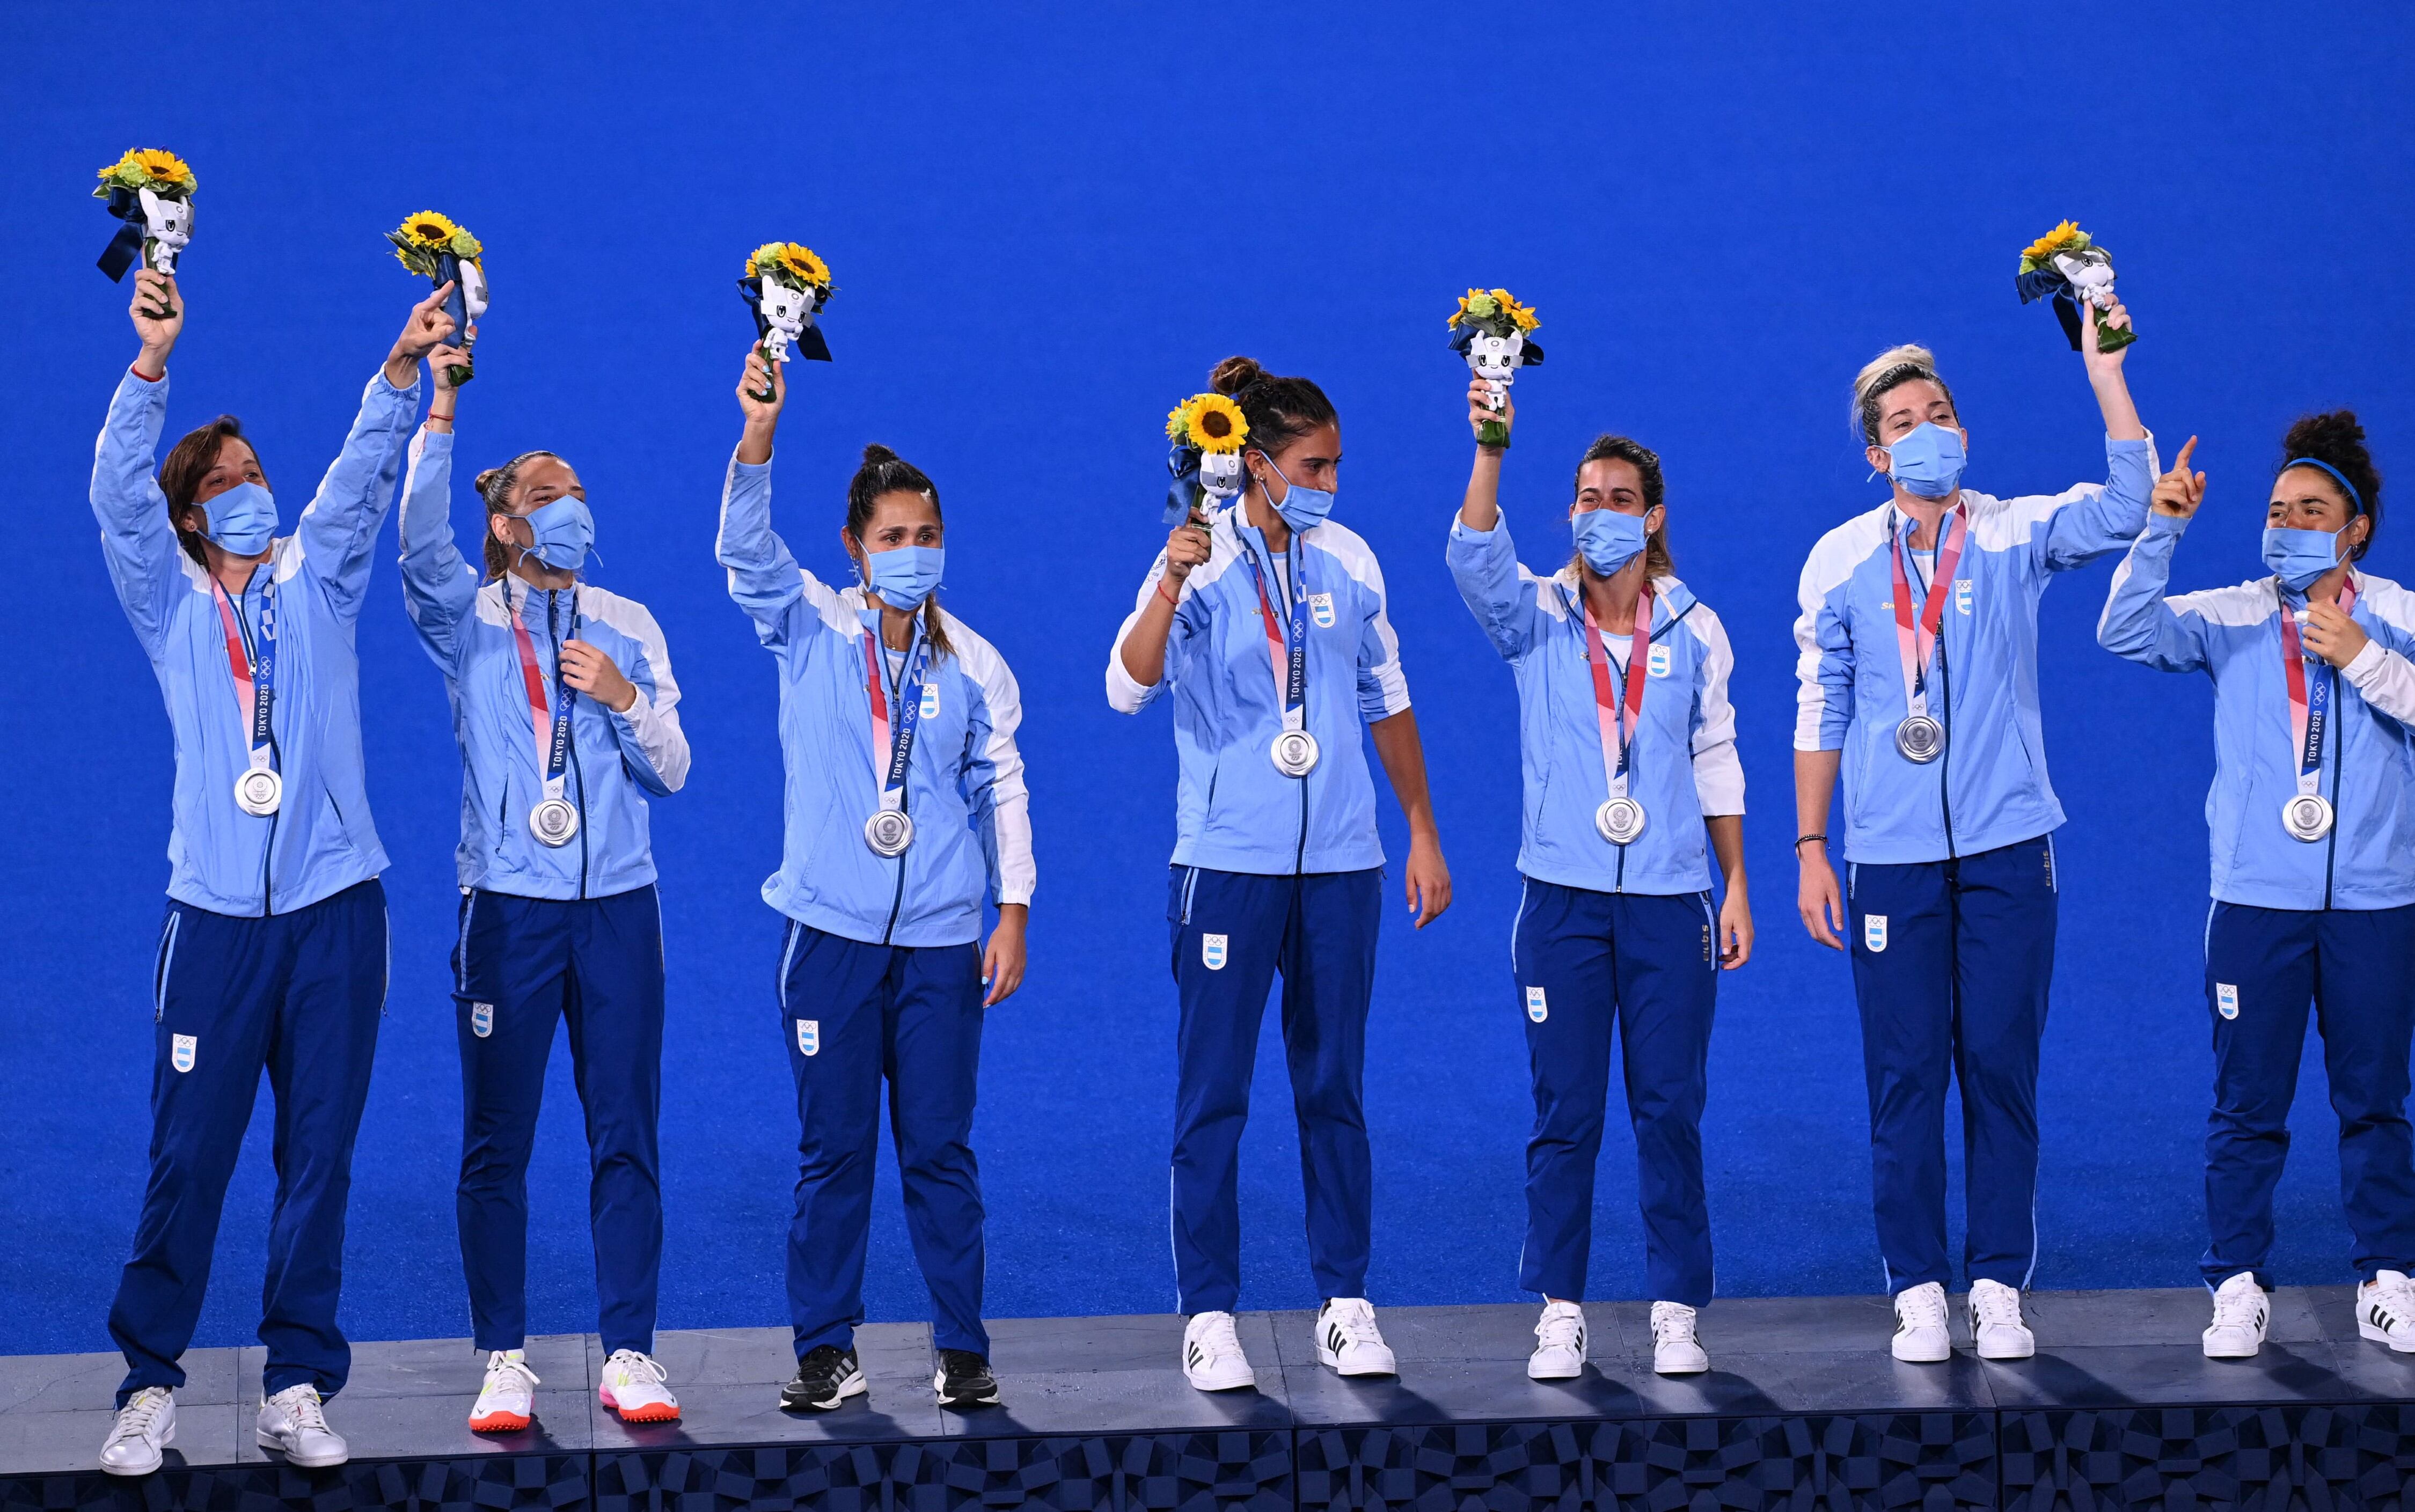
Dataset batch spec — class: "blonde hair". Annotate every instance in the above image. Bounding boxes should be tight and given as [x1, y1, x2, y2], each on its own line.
[1850, 343, 1955, 446]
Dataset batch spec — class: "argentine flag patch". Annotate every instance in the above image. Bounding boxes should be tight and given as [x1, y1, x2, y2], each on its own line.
[1863, 914, 1889, 953]
[1648, 643, 1672, 678]
[920, 681, 941, 720]
[1525, 986, 1548, 1023]
[796, 1019, 820, 1056]
[1955, 578, 1974, 615]
[1310, 592, 1335, 629]
[1202, 934, 1228, 971]
[2217, 983, 2239, 1020]
[171, 1034, 196, 1074]
[471, 1003, 494, 1038]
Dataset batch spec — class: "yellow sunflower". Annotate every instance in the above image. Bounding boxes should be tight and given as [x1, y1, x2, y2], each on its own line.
[749, 241, 832, 290]
[1497, 291, 1541, 332]
[1187, 392, 1249, 454]
[397, 210, 465, 249]
[1166, 399, 1196, 442]
[97, 148, 196, 196]
[2021, 220, 2087, 265]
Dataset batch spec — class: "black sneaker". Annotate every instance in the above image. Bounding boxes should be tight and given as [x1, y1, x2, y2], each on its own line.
[779, 1346, 866, 1411]
[934, 1349, 1000, 1408]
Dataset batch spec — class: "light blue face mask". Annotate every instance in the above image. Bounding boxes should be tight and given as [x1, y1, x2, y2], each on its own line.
[2263, 526, 2345, 593]
[1882, 422, 1967, 500]
[863, 544, 945, 611]
[1571, 506, 1647, 575]
[200, 480, 277, 556]
[1256, 452, 1336, 534]
[520, 495, 595, 572]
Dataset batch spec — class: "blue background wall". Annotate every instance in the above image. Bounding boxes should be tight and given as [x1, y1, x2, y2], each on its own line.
[4, 3, 2412, 1356]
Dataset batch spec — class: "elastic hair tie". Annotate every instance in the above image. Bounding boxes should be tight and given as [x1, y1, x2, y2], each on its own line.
[2284, 456, 2365, 516]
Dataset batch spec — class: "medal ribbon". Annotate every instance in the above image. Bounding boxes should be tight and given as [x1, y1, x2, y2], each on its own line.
[1580, 583, 1656, 802]
[1889, 505, 1968, 722]
[862, 620, 931, 821]
[211, 572, 277, 783]
[508, 585, 580, 807]
[2277, 578, 2358, 799]
[1245, 535, 1309, 736]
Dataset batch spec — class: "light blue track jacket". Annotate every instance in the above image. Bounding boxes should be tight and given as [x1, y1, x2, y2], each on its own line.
[398, 428, 689, 900]
[1446, 517, 1744, 894]
[1106, 500, 1413, 875]
[716, 452, 1035, 948]
[1791, 436, 2156, 865]
[91, 365, 418, 916]
[2098, 511, 2415, 911]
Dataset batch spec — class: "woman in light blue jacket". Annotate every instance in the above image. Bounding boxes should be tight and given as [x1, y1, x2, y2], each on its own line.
[397, 329, 690, 1432]
[716, 348, 1033, 1415]
[2099, 413, 2415, 1361]
[1445, 375, 1748, 1382]
[92, 269, 451, 1477]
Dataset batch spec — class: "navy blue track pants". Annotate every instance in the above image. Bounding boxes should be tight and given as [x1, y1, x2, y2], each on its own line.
[1513, 879, 1718, 1307]
[452, 885, 665, 1355]
[2201, 901, 2415, 1287]
[779, 920, 989, 1357]
[1167, 865, 1381, 1316]
[1847, 837, 2056, 1294]
[109, 879, 387, 1406]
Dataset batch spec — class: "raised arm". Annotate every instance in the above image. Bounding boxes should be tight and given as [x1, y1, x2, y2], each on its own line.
[1108, 507, 1214, 708]
[717, 348, 815, 645]
[2097, 437, 2216, 673]
[2039, 300, 2157, 571]
[297, 286, 454, 621]
[396, 333, 479, 670]
[90, 269, 189, 654]
[1445, 376, 1545, 660]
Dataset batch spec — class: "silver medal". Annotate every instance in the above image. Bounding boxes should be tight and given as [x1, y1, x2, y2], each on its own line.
[2280, 792, 2334, 843]
[865, 809, 916, 857]
[530, 797, 580, 848]
[1596, 796, 1648, 845]
[1270, 729, 1321, 778]
[1894, 714, 1944, 764]
[233, 766, 282, 817]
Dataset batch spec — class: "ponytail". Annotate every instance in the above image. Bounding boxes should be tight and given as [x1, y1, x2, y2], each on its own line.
[846, 443, 955, 659]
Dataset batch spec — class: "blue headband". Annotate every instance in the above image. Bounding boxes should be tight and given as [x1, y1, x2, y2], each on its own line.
[2283, 456, 2366, 516]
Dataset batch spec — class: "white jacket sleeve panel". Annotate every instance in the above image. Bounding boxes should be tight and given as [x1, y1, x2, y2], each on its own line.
[953, 622, 1036, 908]
[2340, 641, 2415, 729]
[1106, 549, 1179, 714]
[1795, 512, 1882, 752]
[1314, 524, 1411, 721]
[584, 590, 691, 795]
[1686, 605, 1746, 817]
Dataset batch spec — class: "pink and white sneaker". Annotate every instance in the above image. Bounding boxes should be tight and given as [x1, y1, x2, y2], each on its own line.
[597, 1349, 680, 1423]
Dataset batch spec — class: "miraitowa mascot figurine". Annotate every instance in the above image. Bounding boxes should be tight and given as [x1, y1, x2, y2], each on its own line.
[1448, 288, 1544, 448]
[2015, 221, 2134, 353]
[740, 241, 835, 402]
[387, 211, 487, 385]
[1164, 392, 1252, 526]
[94, 149, 197, 314]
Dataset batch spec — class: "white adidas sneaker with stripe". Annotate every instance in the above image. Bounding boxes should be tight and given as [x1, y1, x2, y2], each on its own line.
[1181, 1311, 1256, 1392]
[2359, 1270, 2415, 1352]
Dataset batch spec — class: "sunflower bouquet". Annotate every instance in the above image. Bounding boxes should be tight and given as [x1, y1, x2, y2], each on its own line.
[738, 242, 836, 400]
[93, 149, 197, 308]
[2015, 221, 2133, 354]
[387, 211, 488, 385]
[1163, 392, 1252, 524]
[1448, 288, 1545, 448]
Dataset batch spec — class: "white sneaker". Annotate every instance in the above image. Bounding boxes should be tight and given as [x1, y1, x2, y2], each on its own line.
[1968, 1279, 2035, 1360]
[598, 1348, 681, 1422]
[469, 1349, 541, 1432]
[1180, 1311, 1256, 1392]
[98, 1387, 174, 1476]
[257, 1383, 347, 1468]
[2202, 1271, 2270, 1359]
[1891, 1282, 1951, 1363]
[1526, 1301, 1586, 1381]
[1650, 1301, 1710, 1375]
[1315, 1298, 1399, 1377]
[2359, 1269, 2415, 1352]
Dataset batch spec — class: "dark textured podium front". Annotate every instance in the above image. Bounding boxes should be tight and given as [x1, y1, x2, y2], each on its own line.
[6, 1288, 2414, 1510]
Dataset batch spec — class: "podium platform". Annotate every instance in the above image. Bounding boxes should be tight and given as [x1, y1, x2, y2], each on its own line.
[5, 1287, 2413, 1509]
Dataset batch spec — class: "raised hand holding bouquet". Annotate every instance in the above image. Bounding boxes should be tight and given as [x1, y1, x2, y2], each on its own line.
[94, 149, 196, 308]
[1450, 288, 1543, 447]
[389, 211, 487, 385]
[738, 241, 835, 401]
[2015, 221, 2134, 353]
[1162, 392, 1250, 525]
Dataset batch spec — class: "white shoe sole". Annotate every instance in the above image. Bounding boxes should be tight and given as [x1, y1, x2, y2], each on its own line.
[1184, 1364, 1256, 1392]
[1526, 1355, 1582, 1382]
[2202, 1334, 2263, 1359]
[1974, 1336, 2035, 1361]
[98, 1427, 172, 1478]
[256, 1432, 347, 1469]
[1317, 1348, 1397, 1377]
[784, 1371, 868, 1411]
[1653, 1352, 1709, 1376]
[1891, 1337, 1951, 1364]
[2358, 1322, 2415, 1353]
[933, 1370, 1000, 1406]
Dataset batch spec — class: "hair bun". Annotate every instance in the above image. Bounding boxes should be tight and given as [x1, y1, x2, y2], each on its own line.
[860, 443, 901, 467]
[2284, 409, 2369, 465]
[1208, 355, 1264, 397]
[472, 467, 504, 500]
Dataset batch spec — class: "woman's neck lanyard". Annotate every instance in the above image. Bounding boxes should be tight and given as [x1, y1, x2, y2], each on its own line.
[1580, 583, 1655, 845]
[213, 569, 282, 816]
[509, 582, 584, 847]
[2275, 577, 2358, 842]
[1245, 530, 1319, 777]
[1887, 504, 1967, 764]
[861, 618, 932, 857]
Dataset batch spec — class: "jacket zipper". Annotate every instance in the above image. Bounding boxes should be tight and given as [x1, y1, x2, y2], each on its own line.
[1934, 593, 1958, 863]
[2323, 676, 2343, 910]
[235, 582, 280, 916]
[879, 640, 910, 944]
[554, 590, 592, 900]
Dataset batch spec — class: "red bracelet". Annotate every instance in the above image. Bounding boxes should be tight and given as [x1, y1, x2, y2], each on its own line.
[129, 362, 165, 383]
[1157, 577, 1181, 608]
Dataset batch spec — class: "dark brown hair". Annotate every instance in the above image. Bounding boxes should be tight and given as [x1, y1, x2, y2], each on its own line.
[847, 443, 954, 658]
[1570, 434, 1676, 579]
[1209, 355, 1338, 466]
[472, 450, 564, 581]
[159, 416, 255, 566]
[2279, 410, 2383, 561]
